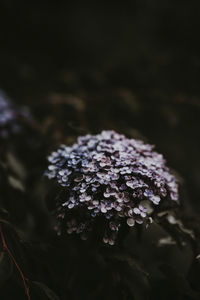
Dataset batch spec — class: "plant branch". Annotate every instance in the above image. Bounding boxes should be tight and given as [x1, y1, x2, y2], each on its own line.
[0, 225, 31, 300]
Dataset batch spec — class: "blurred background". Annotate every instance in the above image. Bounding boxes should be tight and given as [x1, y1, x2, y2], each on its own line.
[0, 1, 200, 299]
[0, 1, 200, 206]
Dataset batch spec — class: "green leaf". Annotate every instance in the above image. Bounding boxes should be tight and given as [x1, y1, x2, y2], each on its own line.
[113, 253, 149, 277]
[160, 264, 200, 299]
[31, 281, 60, 300]
[8, 176, 25, 192]
[112, 253, 150, 300]
[0, 249, 13, 287]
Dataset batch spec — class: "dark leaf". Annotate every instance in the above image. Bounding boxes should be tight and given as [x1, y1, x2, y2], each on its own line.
[0, 249, 13, 287]
[31, 281, 60, 300]
[160, 264, 200, 299]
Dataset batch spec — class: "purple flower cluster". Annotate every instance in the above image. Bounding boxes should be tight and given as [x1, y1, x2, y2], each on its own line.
[46, 130, 178, 245]
[0, 91, 29, 139]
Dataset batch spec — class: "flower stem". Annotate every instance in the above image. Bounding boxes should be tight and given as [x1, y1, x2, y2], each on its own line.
[0, 225, 31, 300]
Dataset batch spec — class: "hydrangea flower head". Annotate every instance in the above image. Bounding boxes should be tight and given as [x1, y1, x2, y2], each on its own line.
[0, 91, 29, 139]
[46, 130, 178, 245]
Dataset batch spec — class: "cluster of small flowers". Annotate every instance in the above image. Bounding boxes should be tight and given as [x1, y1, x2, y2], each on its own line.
[0, 91, 29, 139]
[46, 130, 178, 245]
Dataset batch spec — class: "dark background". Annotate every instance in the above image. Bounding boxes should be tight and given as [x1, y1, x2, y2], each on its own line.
[0, 1, 200, 299]
[1, 0, 199, 209]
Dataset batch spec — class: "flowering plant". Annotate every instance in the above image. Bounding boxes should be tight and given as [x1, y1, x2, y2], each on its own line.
[0, 91, 30, 139]
[46, 130, 178, 245]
